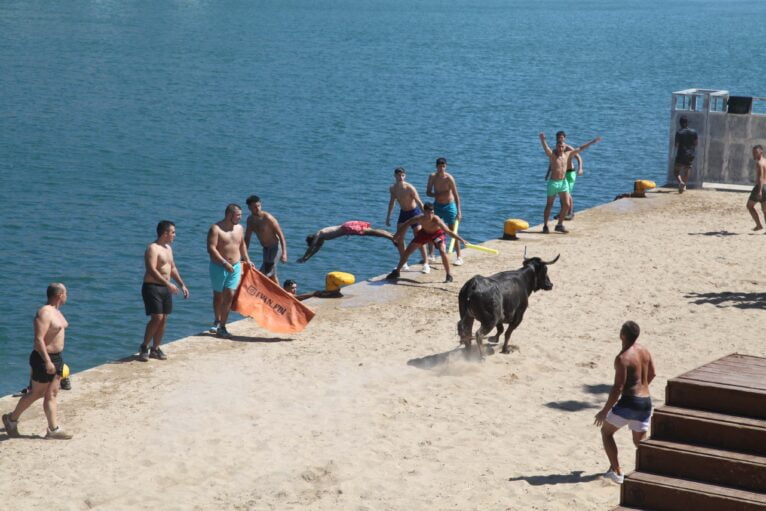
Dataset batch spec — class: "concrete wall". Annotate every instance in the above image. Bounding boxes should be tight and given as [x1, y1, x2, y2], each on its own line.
[666, 111, 766, 187]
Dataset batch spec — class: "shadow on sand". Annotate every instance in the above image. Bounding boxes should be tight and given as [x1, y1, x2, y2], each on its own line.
[686, 291, 766, 310]
[688, 230, 739, 237]
[582, 383, 612, 395]
[508, 470, 603, 486]
[545, 400, 599, 412]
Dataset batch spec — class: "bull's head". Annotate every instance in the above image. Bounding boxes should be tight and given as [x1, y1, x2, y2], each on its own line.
[522, 252, 559, 292]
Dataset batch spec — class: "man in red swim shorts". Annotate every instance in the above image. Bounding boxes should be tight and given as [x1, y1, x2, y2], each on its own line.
[297, 221, 395, 263]
[386, 202, 466, 283]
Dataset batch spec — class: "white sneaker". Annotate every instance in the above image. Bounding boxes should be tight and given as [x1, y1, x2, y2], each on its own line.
[428, 255, 439, 263]
[604, 470, 624, 484]
[421, 264, 431, 274]
[46, 426, 73, 440]
[454, 257, 464, 266]
[402, 263, 410, 271]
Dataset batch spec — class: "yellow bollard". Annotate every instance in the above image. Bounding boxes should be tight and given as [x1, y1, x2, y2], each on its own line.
[503, 219, 529, 240]
[326, 272, 355, 292]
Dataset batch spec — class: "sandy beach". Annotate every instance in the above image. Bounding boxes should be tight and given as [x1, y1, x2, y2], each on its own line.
[1, 188, 764, 511]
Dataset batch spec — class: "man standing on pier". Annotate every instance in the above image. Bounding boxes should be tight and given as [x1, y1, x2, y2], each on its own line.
[426, 157, 463, 265]
[673, 115, 698, 193]
[139, 220, 189, 362]
[386, 167, 429, 272]
[208, 204, 254, 339]
[540, 132, 602, 233]
[594, 321, 656, 484]
[746, 145, 766, 231]
[244, 195, 288, 285]
[546, 131, 583, 221]
[3, 284, 74, 439]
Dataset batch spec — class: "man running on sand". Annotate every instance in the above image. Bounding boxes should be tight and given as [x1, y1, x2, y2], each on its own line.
[386, 167, 429, 273]
[746, 145, 766, 231]
[594, 321, 656, 484]
[427, 157, 464, 265]
[207, 203, 254, 339]
[546, 131, 583, 221]
[540, 132, 602, 233]
[3, 283, 74, 439]
[673, 115, 698, 193]
[139, 220, 189, 362]
[386, 202, 467, 283]
[297, 221, 395, 263]
[244, 195, 288, 284]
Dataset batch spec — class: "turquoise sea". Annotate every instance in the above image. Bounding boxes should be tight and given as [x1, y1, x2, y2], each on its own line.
[1, 0, 765, 396]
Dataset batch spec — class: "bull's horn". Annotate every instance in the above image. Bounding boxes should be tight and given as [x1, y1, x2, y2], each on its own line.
[543, 254, 560, 265]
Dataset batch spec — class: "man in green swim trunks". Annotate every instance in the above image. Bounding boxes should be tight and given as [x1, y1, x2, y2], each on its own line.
[546, 131, 583, 221]
[539, 132, 602, 233]
[746, 145, 766, 231]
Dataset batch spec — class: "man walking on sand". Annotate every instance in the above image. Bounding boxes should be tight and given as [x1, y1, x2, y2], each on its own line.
[3, 283, 74, 440]
[386, 167, 429, 273]
[540, 132, 602, 233]
[208, 203, 254, 339]
[427, 157, 464, 266]
[386, 202, 467, 284]
[594, 321, 656, 484]
[673, 115, 698, 193]
[245, 195, 288, 284]
[139, 220, 189, 362]
[746, 145, 766, 231]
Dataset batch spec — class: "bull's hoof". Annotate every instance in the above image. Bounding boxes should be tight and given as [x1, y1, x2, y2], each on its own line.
[501, 345, 520, 354]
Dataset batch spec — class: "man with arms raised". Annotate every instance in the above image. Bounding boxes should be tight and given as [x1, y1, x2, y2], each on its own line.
[746, 145, 766, 231]
[540, 132, 602, 233]
[427, 157, 464, 266]
[594, 321, 656, 484]
[245, 195, 288, 284]
[3, 283, 73, 439]
[386, 202, 467, 284]
[208, 203, 254, 339]
[139, 220, 189, 362]
[546, 131, 584, 220]
[386, 167, 429, 273]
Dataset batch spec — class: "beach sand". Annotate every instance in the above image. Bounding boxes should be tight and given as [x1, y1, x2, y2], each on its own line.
[2, 189, 764, 511]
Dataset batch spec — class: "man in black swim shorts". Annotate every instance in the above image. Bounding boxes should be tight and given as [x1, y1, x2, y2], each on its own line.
[3, 283, 74, 439]
[140, 220, 189, 362]
[593, 321, 656, 484]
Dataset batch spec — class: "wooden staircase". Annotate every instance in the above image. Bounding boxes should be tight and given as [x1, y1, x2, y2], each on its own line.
[614, 353, 766, 511]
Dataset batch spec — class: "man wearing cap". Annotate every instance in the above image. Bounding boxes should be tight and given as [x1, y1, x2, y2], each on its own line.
[673, 116, 698, 193]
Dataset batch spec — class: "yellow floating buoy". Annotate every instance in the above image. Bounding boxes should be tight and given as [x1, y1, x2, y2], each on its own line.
[326, 271, 355, 292]
[503, 218, 529, 240]
[61, 363, 70, 379]
[634, 180, 657, 194]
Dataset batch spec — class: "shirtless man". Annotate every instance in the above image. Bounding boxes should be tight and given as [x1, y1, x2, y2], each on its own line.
[297, 221, 394, 263]
[540, 132, 602, 233]
[386, 202, 467, 284]
[244, 195, 288, 284]
[139, 220, 189, 362]
[746, 145, 766, 231]
[594, 321, 656, 484]
[546, 131, 583, 221]
[283, 279, 342, 300]
[3, 283, 74, 439]
[427, 157, 463, 265]
[386, 167, 429, 272]
[207, 204, 254, 339]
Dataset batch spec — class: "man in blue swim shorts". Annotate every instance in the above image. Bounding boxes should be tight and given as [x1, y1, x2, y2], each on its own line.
[539, 131, 602, 234]
[244, 195, 288, 285]
[427, 157, 464, 266]
[386, 167, 429, 272]
[594, 321, 656, 485]
[207, 203, 254, 339]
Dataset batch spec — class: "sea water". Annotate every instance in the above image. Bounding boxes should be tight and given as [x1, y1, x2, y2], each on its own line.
[1, 0, 765, 395]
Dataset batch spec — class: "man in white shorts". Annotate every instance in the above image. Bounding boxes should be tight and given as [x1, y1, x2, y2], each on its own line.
[593, 321, 656, 484]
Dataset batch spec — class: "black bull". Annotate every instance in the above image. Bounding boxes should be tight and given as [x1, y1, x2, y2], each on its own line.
[457, 255, 559, 357]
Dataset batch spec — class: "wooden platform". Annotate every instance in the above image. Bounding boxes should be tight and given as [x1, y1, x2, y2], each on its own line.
[614, 353, 766, 511]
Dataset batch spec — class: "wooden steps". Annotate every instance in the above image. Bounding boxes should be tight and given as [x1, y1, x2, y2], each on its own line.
[617, 353, 766, 511]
